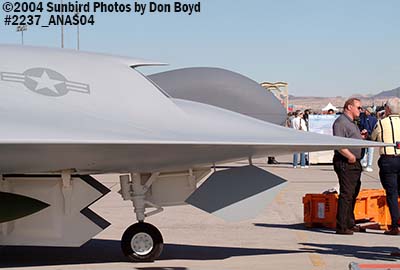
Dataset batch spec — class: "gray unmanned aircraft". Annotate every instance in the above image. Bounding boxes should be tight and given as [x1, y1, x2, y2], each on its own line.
[0, 45, 388, 262]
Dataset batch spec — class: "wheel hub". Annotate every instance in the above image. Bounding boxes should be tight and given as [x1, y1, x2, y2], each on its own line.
[131, 232, 154, 255]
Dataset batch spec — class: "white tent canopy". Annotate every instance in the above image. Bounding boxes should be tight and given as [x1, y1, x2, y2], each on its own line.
[321, 102, 338, 111]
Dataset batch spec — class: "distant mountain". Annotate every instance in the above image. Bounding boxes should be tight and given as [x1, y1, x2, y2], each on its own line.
[286, 86, 399, 111]
[373, 87, 400, 98]
[289, 86, 400, 99]
[288, 95, 327, 100]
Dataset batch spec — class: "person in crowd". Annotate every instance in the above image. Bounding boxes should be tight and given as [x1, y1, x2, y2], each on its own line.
[286, 112, 294, 128]
[303, 109, 311, 129]
[290, 110, 299, 129]
[332, 98, 368, 235]
[359, 107, 377, 172]
[371, 98, 400, 235]
[327, 109, 335, 115]
[269, 112, 296, 165]
[292, 110, 308, 168]
[303, 109, 312, 166]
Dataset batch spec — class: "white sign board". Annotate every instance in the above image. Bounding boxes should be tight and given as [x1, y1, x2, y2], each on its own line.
[308, 114, 339, 164]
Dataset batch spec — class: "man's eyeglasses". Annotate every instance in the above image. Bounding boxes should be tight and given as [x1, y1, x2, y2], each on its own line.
[349, 104, 363, 111]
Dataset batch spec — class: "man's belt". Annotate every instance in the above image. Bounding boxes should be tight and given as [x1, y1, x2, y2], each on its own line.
[381, 154, 400, 157]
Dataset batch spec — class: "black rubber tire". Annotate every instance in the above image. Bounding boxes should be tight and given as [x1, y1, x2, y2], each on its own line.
[121, 222, 163, 262]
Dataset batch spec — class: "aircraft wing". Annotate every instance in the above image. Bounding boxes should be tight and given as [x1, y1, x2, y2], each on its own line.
[0, 97, 389, 174]
[0, 45, 389, 173]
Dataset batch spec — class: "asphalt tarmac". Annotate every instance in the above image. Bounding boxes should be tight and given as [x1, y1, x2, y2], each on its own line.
[1, 153, 399, 270]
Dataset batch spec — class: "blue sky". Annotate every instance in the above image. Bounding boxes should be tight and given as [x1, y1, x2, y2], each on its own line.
[1, 0, 399, 96]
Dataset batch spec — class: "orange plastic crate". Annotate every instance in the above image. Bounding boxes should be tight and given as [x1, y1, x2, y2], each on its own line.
[379, 197, 400, 230]
[303, 189, 389, 229]
[303, 193, 338, 229]
[354, 189, 388, 229]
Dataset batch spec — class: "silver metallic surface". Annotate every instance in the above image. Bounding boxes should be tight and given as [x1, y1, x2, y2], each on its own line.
[131, 232, 153, 256]
[149, 67, 287, 125]
[0, 45, 389, 174]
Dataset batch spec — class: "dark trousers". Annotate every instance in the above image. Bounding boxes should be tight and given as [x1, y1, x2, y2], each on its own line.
[333, 159, 362, 231]
[378, 156, 400, 228]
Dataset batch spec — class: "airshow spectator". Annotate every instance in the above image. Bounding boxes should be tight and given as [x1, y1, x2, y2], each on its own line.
[332, 98, 367, 235]
[371, 99, 400, 235]
[303, 109, 311, 129]
[303, 109, 312, 166]
[359, 107, 377, 172]
[286, 112, 294, 128]
[328, 109, 335, 115]
[292, 111, 308, 168]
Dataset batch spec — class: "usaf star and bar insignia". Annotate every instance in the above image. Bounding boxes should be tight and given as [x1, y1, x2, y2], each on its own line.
[0, 68, 90, 97]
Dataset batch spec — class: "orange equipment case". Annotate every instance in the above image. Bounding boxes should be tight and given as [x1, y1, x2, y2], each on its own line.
[303, 189, 392, 229]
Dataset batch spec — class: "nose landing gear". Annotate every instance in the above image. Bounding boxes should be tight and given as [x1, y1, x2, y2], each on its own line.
[119, 173, 164, 262]
[121, 222, 163, 262]
[118, 169, 209, 262]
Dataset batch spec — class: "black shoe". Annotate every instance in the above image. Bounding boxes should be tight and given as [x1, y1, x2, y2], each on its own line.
[351, 225, 366, 233]
[336, 229, 354, 235]
[384, 227, 399, 235]
[267, 157, 279, 164]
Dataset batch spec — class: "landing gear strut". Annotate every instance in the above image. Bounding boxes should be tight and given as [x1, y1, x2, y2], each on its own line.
[119, 173, 164, 262]
[118, 169, 209, 262]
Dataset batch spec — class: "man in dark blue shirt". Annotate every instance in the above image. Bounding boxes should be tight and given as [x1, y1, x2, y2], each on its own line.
[359, 107, 377, 172]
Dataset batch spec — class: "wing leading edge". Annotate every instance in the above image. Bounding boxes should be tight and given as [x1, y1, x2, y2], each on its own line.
[0, 99, 390, 174]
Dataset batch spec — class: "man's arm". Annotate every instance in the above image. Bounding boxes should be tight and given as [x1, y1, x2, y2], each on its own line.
[370, 121, 380, 142]
[333, 119, 356, 163]
[338, 149, 356, 163]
